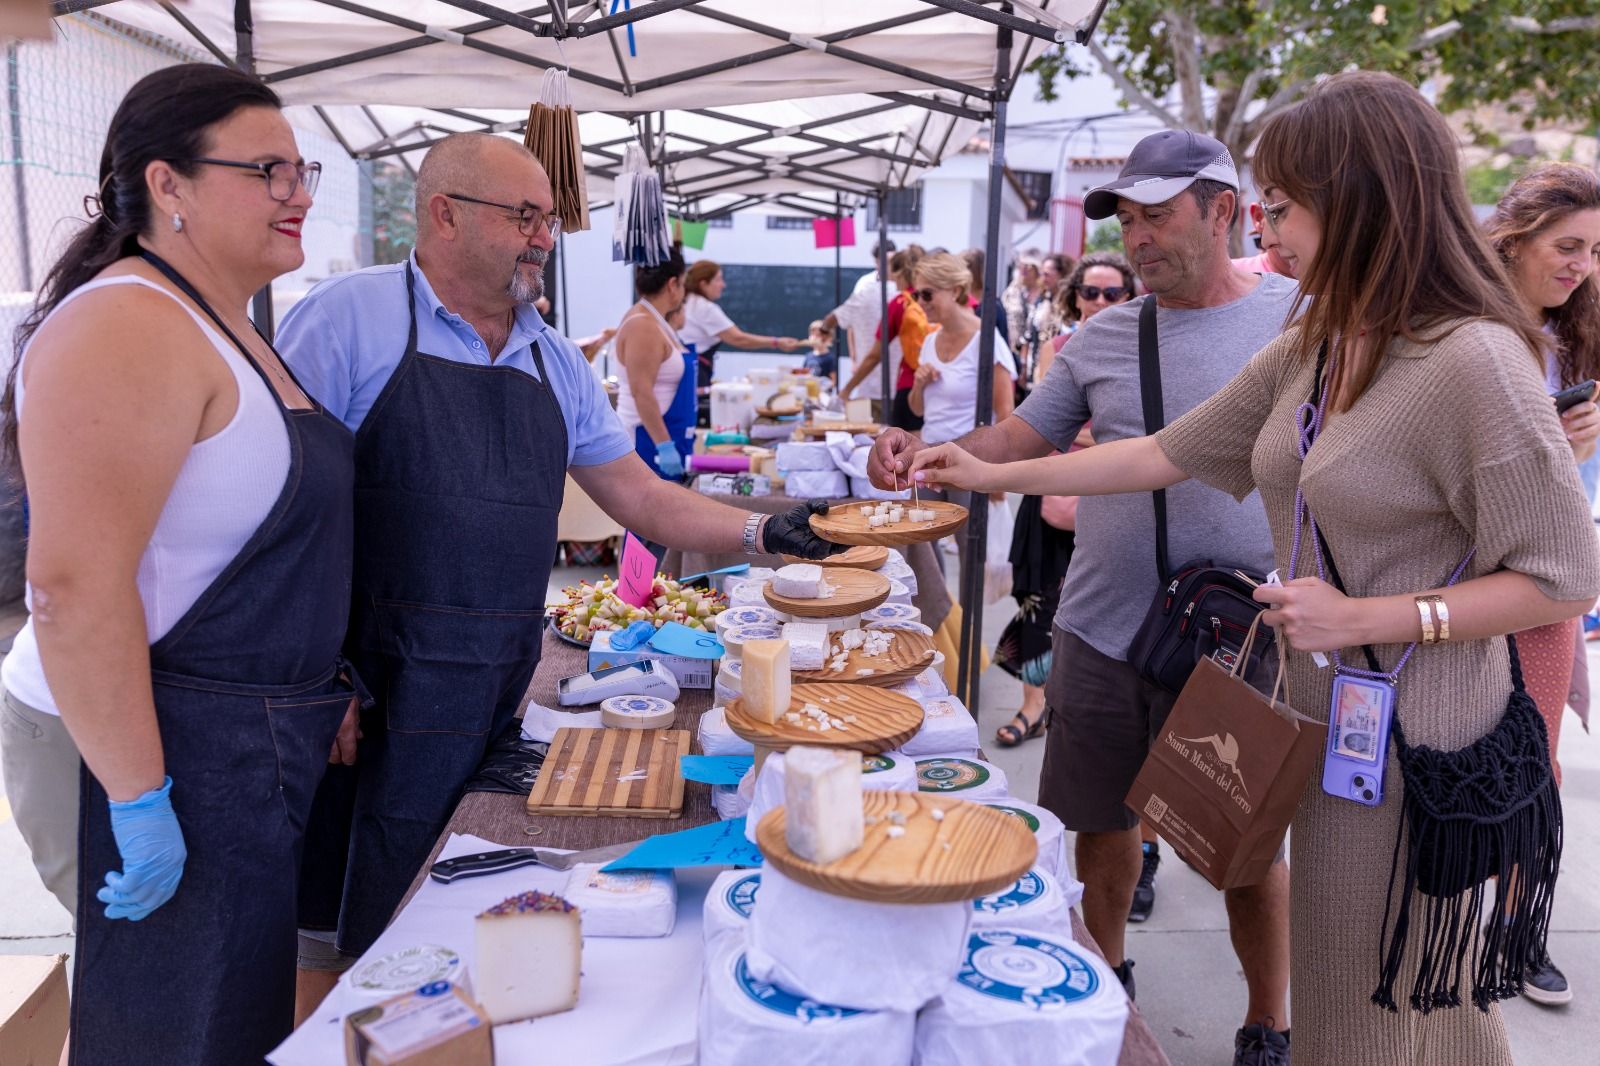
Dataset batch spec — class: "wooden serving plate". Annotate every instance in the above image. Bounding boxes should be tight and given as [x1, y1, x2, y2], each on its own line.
[723, 683, 923, 754]
[763, 566, 889, 618]
[796, 421, 881, 438]
[757, 792, 1038, 903]
[809, 499, 968, 546]
[793, 630, 936, 687]
[781, 544, 889, 571]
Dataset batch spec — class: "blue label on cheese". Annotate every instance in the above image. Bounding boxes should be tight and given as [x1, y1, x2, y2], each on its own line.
[724, 872, 761, 918]
[956, 931, 1100, 1011]
[734, 954, 864, 1022]
[974, 871, 1048, 915]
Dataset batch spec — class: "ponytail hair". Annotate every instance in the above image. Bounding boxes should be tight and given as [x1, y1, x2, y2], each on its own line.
[3, 63, 281, 472]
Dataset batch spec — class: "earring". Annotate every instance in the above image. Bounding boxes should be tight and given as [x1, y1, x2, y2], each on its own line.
[172, 212, 183, 233]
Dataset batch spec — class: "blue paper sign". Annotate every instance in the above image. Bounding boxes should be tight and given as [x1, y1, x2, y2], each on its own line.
[677, 563, 750, 584]
[648, 620, 725, 659]
[680, 754, 755, 785]
[602, 818, 764, 871]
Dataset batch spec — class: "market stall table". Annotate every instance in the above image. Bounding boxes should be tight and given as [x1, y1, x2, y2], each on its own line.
[393, 634, 1171, 1066]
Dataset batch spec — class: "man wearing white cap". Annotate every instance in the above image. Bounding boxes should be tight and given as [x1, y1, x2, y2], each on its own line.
[870, 129, 1296, 1066]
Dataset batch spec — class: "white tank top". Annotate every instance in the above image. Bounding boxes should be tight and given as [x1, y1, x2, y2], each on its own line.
[614, 301, 686, 434]
[2, 275, 292, 716]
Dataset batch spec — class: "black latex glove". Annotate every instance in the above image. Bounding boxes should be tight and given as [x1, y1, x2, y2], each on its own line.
[761, 499, 848, 559]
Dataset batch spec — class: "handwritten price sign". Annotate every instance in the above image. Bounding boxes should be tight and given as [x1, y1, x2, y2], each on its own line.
[616, 531, 657, 608]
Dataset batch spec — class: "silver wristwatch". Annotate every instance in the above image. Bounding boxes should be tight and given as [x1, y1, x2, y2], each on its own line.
[742, 512, 765, 555]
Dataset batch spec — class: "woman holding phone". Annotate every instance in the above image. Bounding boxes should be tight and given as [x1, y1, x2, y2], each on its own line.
[1484, 162, 1600, 1006]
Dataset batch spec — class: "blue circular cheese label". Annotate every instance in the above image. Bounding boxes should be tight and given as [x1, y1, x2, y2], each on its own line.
[603, 695, 673, 716]
[917, 758, 990, 792]
[723, 873, 761, 918]
[734, 953, 864, 1022]
[974, 870, 1048, 915]
[957, 931, 1100, 1010]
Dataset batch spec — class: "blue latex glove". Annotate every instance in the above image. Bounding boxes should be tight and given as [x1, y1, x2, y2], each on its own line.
[97, 776, 187, 921]
[654, 439, 685, 478]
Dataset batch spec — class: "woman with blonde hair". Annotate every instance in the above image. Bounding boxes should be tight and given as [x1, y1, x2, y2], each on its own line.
[908, 72, 1600, 1063]
[1481, 161, 1600, 1006]
[908, 251, 1015, 444]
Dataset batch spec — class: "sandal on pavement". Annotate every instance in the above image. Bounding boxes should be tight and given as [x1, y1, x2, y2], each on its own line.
[995, 707, 1050, 747]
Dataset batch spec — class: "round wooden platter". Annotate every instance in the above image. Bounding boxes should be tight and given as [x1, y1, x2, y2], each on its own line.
[809, 499, 968, 546]
[797, 421, 881, 438]
[757, 792, 1039, 903]
[793, 630, 936, 687]
[781, 544, 889, 571]
[762, 566, 889, 618]
[723, 683, 923, 754]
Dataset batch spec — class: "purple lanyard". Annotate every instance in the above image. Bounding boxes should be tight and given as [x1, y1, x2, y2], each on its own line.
[1286, 352, 1474, 683]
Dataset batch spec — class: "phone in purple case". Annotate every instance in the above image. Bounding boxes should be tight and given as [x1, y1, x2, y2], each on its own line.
[1320, 673, 1395, 807]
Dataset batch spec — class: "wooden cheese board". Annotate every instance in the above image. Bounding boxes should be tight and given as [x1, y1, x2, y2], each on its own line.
[796, 421, 881, 438]
[763, 566, 889, 618]
[526, 727, 690, 818]
[756, 792, 1038, 903]
[809, 499, 968, 546]
[723, 682, 923, 755]
[793, 629, 936, 687]
[781, 544, 889, 571]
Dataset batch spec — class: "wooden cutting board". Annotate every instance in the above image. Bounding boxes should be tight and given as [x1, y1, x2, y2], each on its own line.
[723, 682, 922, 754]
[796, 421, 881, 437]
[809, 499, 968, 546]
[793, 630, 936, 686]
[781, 544, 889, 570]
[763, 566, 890, 618]
[757, 792, 1038, 903]
[525, 727, 689, 818]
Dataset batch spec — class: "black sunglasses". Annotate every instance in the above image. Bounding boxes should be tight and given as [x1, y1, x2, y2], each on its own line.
[1076, 285, 1127, 302]
[914, 288, 938, 303]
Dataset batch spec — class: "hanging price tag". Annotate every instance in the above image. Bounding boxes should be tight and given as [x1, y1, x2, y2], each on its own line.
[616, 531, 658, 609]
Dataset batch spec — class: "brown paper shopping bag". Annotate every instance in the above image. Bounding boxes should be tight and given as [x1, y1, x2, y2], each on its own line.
[1126, 618, 1325, 889]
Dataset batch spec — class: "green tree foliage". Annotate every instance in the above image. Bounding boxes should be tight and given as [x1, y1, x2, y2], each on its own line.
[1084, 219, 1124, 253]
[1032, 2, 1600, 166]
[371, 161, 416, 265]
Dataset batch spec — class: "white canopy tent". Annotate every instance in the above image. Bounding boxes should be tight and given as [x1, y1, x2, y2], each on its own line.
[55, 0, 1113, 708]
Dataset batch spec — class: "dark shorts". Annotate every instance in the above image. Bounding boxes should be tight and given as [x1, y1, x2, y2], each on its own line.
[1039, 626, 1180, 834]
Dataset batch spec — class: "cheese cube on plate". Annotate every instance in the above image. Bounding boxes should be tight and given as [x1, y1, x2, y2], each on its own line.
[784, 745, 864, 864]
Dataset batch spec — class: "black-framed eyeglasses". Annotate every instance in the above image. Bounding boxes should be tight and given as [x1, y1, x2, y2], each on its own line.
[1076, 285, 1127, 302]
[190, 158, 320, 201]
[445, 193, 563, 238]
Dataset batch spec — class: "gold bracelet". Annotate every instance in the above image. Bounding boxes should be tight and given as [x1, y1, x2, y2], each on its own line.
[1415, 597, 1438, 644]
[1428, 596, 1450, 642]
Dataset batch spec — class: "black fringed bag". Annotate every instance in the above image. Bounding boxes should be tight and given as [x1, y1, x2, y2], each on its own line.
[1299, 349, 1562, 1015]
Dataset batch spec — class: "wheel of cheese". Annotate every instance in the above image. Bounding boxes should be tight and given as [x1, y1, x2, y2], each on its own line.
[970, 867, 1074, 936]
[600, 695, 676, 729]
[898, 695, 981, 758]
[978, 799, 1070, 888]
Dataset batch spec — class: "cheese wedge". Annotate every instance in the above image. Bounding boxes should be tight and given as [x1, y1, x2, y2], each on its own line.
[740, 639, 791, 723]
[783, 745, 864, 864]
[475, 891, 581, 1024]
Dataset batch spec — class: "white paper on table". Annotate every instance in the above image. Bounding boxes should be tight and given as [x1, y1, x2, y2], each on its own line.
[522, 701, 602, 742]
[269, 833, 711, 1066]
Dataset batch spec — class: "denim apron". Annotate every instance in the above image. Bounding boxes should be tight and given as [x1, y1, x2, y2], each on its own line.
[629, 301, 697, 480]
[301, 262, 566, 957]
[70, 253, 356, 1066]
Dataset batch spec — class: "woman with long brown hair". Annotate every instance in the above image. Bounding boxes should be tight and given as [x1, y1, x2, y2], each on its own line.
[677, 258, 802, 384]
[907, 71, 1600, 1063]
[1482, 161, 1600, 1006]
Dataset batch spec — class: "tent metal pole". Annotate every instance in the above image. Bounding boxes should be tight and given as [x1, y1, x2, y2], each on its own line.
[158, 2, 242, 69]
[956, 12, 1012, 711]
[6, 46, 32, 293]
[870, 91, 990, 123]
[877, 191, 890, 410]
[833, 192, 842, 388]
[232, 0, 275, 340]
[911, 0, 1070, 44]
[559, 232, 570, 335]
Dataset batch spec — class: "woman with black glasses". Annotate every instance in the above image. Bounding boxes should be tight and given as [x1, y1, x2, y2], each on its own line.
[0, 64, 356, 1065]
[1035, 252, 1136, 381]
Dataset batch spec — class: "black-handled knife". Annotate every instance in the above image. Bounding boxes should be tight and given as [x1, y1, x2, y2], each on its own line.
[429, 839, 642, 884]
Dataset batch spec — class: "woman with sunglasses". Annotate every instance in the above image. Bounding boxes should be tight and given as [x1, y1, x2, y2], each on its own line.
[1035, 253, 1137, 381]
[907, 252, 1017, 446]
[0, 65, 356, 1065]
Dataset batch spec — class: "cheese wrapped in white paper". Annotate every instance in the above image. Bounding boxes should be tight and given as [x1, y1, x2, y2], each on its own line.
[699, 705, 755, 757]
[859, 749, 918, 793]
[721, 567, 775, 599]
[885, 578, 913, 606]
[783, 469, 849, 498]
[890, 667, 949, 704]
[730, 581, 772, 607]
[971, 867, 1074, 936]
[746, 865, 971, 1012]
[712, 783, 751, 820]
[979, 799, 1072, 887]
[722, 622, 782, 660]
[699, 934, 914, 1066]
[914, 756, 1009, 801]
[713, 658, 743, 705]
[862, 602, 921, 627]
[703, 869, 762, 945]
[898, 695, 980, 757]
[563, 864, 677, 938]
[774, 441, 837, 471]
[912, 929, 1127, 1066]
[879, 554, 917, 594]
[715, 605, 783, 638]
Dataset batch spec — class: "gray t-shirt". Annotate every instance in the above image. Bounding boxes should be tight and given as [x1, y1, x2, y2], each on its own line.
[1014, 274, 1297, 660]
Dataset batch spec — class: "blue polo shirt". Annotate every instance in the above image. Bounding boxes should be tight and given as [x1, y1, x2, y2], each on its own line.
[276, 253, 633, 468]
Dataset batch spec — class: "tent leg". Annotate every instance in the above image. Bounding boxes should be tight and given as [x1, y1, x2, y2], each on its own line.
[956, 20, 1012, 712]
[877, 191, 890, 410]
[833, 192, 842, 386]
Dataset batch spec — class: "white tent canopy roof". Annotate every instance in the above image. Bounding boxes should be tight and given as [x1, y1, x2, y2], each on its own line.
[76, 0, 1107, 209]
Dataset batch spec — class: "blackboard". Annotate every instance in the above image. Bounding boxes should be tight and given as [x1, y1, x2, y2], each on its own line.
[711, 264, 872, 343]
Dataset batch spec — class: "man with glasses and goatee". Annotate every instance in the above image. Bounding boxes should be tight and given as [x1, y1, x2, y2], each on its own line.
[276, 133, 839, 1018]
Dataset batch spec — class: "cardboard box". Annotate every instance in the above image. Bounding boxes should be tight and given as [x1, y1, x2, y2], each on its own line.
[344, 982, 492, 1066]
[0, 954, 69, 1066]
[587, 629, 716, 689]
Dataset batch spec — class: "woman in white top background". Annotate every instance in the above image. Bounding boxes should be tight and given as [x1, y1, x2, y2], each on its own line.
[908, 251, 1016, 445]
[613, 246, 699, 479]
[679, 258, 804, 360]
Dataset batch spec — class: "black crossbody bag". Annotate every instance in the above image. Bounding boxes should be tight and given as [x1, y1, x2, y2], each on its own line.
[1126, 297, 1273, 691]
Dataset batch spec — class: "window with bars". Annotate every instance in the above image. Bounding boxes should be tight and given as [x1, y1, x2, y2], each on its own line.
[765, 215, 815, 230]
[1014, 170, 1052, 220]
[866, 185, 923, 231]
